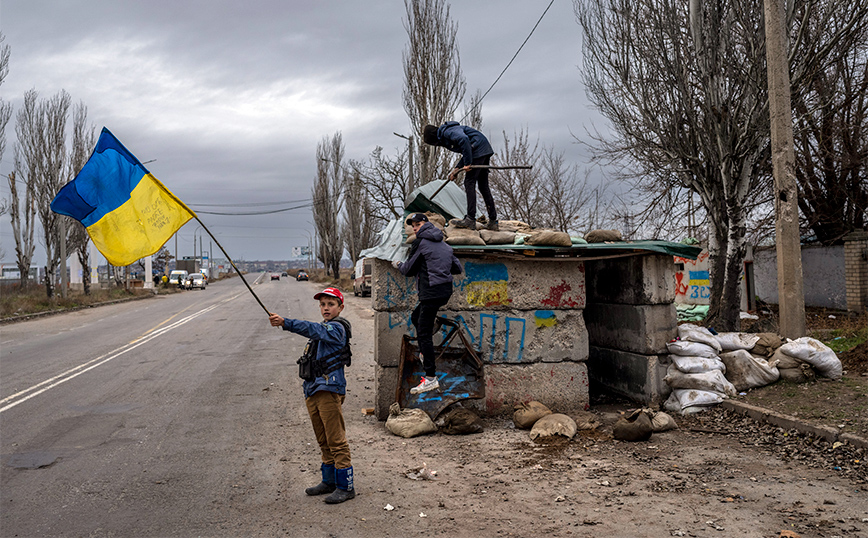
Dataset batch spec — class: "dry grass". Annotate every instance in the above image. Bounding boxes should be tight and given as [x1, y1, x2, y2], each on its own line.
[0, 283, 172, 319]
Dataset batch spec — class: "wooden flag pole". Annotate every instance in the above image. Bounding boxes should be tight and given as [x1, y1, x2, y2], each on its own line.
[428, 165, 533, 203]
[194, 216, 270, 315]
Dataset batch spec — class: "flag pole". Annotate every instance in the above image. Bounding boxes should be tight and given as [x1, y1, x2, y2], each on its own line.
[194, 216, 270, 315]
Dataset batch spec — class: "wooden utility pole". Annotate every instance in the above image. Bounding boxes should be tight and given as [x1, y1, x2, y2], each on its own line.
[763, 0, 806, 338]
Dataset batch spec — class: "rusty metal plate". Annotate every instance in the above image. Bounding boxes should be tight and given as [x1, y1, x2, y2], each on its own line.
[395, 318, 485, 419]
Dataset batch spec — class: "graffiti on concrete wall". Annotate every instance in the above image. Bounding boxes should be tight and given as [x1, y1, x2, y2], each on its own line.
[674, 249, 710, 305]
[445, 312, 527, 363]
[540, 280, 584, 308]
[457, 261, 511, 307]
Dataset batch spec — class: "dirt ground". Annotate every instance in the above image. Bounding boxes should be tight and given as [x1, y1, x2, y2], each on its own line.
[271, 303, 867, 538]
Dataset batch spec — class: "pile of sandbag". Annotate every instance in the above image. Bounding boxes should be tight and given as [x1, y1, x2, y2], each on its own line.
[715, 331, 781, 391]
[663, 324, 737, 414]
[775, 337, 842, 381]
[385, 402, 486, 438]
[512, 400, 600, 441]
[612, 408, 678, 442]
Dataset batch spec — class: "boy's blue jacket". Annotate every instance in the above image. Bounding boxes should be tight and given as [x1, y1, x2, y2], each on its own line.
[281, 318, 347, 398]
[436, 121, 494, 168]
[398, 222, 462, 301]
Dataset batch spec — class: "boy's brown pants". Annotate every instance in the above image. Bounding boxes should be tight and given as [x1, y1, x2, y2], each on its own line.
[305, 390, 351, 469]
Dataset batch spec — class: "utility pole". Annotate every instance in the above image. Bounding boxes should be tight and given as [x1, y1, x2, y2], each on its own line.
[60, 217, 68, 298]
[394, 132, 415, 192]
[763, 0, 806, 338]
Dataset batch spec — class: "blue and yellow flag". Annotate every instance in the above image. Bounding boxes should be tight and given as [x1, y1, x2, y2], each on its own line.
[51, 128, 195, 266]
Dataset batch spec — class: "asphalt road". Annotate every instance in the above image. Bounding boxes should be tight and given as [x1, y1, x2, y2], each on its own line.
[1, 274, 376, 537]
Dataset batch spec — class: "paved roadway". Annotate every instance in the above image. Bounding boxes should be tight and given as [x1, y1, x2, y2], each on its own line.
[0, 274, 375, 537]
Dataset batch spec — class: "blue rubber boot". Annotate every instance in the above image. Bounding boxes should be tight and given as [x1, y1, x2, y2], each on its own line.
[305, 463, 336, 496]
[324, 466, 355, 504]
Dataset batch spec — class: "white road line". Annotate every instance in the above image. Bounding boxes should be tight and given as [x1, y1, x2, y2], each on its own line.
[0, 293, 242, 414]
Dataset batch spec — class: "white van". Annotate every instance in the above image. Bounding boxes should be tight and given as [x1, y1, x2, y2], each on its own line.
[353, 258, 372, 297]
[168, 270, 188, 286]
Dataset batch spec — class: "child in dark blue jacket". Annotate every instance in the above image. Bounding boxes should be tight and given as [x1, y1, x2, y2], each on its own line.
[394, 213, 463, 394]
[269, 287, 355, 504]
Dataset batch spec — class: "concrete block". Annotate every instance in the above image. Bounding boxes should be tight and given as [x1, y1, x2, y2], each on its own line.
[585, 254, 676, 305]
[371, 257, 586, 312]
[587, 346, 670, 406]
[584, 303, 676, 354]
[374, 308, 589, 366]
[467, 361, 589, 417]
[839, 432, 868, 451]
[374, 364, 399, 421]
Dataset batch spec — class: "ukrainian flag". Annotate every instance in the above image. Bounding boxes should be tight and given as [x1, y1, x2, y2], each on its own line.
[51, 128, 195, 266]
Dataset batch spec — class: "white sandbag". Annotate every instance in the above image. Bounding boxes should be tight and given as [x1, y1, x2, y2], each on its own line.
[778, 337, 842, 380]
[384, 403, 438, 438]
[771, 348, 805, 369]
[671, 388, 726, 410]
[666, 340, 719, 359]
[719, 349, 780, 391]
[715, 332, 761, 351]
[670, 355, 726, 374]
[677, 324, 723, 352]
[664, 365, 737, 397]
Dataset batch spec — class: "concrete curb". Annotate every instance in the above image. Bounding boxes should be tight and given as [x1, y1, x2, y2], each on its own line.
[721, 400, 868, 450]
[0, 292, 158, 325]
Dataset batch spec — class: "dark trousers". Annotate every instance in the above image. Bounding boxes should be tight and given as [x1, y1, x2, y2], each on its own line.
[464, 154, 497, 221]
[411, 295, 451, 377]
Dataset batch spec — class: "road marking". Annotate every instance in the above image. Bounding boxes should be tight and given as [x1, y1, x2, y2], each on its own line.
[0, 297, 239, 414]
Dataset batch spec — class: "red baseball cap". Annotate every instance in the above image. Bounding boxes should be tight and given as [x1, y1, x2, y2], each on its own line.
[314, 287, 344, 304]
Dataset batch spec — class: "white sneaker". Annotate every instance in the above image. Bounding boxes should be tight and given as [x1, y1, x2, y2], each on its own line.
[410, 376, 440, 394]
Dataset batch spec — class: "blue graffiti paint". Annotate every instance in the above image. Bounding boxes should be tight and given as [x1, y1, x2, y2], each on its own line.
[480, 313, 498, 362]
[457, 261, 509, 290]
[504, 317, 527, 362]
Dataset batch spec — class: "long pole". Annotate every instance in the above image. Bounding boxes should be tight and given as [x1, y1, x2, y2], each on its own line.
[764, 0, 805, 338]
[194, 216, 269, 315]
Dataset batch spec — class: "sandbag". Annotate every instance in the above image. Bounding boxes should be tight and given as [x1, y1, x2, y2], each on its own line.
[444, 227, 485, 246]
[666, 340, 719, 359]
[715, 332, 761, 351]
[572, 410, 601, 431]
[514, 233, 531, 245]
[479, 229, 517, 245]
[498, 220, 533, 233]
[770, 348, 805, 369]
[664, 365, 737, 397]
[513, 401, 552, 430]
[719, 349, 780, 391]
[648, 410, 678, 432]
[778, 337, 842, 380]
[435, 407, 484, 435]
[751, 333, 783, 357]
[670, 355, 726, 374]
[677, 323, 723, 352]
[449, 218, 482, 230]
[612, 409, 652, 441]
[585, 229, 623, 243]
[669, 388, 726, 411]
[530, 413, 577, 440]
[385, 403, 437, 438]
[525, 230, 572, 247]
[778, 364, 815, 383]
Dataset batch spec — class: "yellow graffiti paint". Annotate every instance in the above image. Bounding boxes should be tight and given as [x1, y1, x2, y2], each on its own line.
[466, 281, 510, 307]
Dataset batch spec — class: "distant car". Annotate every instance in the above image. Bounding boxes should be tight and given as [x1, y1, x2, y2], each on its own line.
[168, 270, 188, 287]
[271, 273, 280, 281]
[296, 271, 309, 281]
[185, 273, 206, 290]
[281, 272, 288, 277]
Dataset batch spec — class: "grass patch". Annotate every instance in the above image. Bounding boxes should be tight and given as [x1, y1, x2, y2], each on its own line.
[0, 283, 165, 319]
[821, 325, 868, 353]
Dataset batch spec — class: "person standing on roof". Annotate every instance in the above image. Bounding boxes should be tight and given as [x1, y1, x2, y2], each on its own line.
[393, 213, 463, 394]
[423, 121, 499, 231]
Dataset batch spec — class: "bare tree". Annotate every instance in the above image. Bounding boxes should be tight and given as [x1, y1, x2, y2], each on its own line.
[312, 133, 345, 278]
[0, 33, 11, 257]
[575, 0, 868, 330]
[538, 147, 598, 234]
[7, 171, 36, 287]
[356, 145, 412, 229]
[793, 41, 868, 243]
[10, 90, 44, 288]
[462, 89, 484, 131]
[66, 102, 96, 294]
[341, 164, 376, 263]
[403, 0, 466, 185]
[489, 128, 543, 226]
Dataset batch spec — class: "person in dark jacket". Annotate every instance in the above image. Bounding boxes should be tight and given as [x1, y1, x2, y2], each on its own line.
[423, 121, 499, 231]
[393, 213, 463, 394]
[268, 287, 355, 503]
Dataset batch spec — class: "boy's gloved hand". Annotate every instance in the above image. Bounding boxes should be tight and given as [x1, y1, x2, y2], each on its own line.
[391, 260, 401, 269]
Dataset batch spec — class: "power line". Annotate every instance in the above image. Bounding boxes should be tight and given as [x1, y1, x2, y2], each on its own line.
[460, 0, 556, 123]
[187, 198, 312, 208]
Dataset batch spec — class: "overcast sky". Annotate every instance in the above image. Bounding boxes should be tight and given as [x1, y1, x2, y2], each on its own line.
[0, 0, 609, 266]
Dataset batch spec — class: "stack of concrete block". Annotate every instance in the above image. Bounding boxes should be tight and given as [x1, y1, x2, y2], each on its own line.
[371, 257, 590, 420]
[583, 254, 678, 406]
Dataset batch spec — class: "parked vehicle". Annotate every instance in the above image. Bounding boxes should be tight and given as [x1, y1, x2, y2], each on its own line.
[185, 273, 206, 290]
[168, 270, 188, 287]
[296, 271, 309, 281]
[271, 273, 280, 281]
[353, 258, 372, 297]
